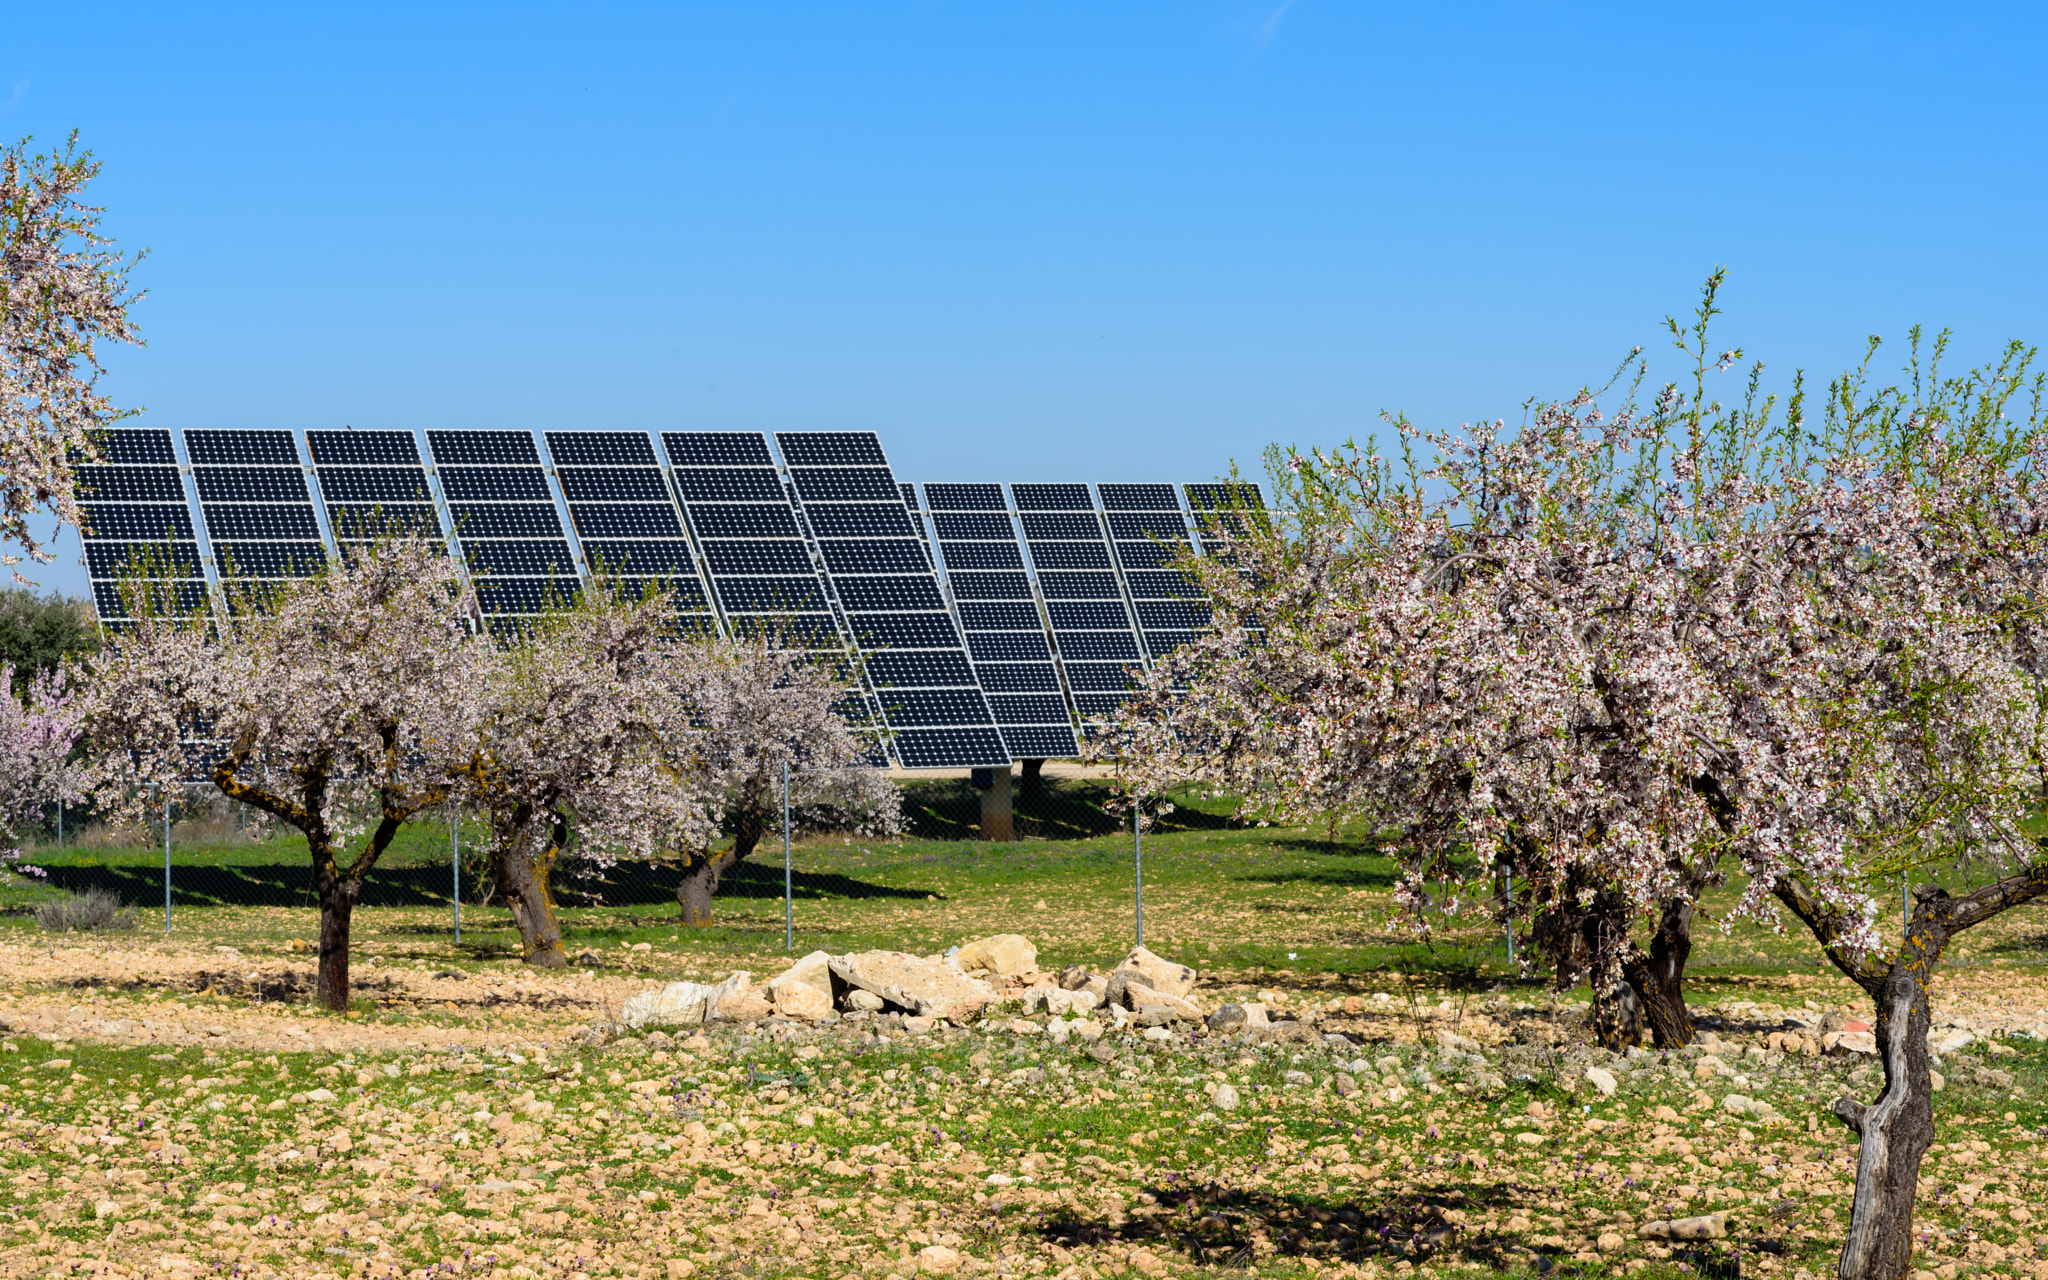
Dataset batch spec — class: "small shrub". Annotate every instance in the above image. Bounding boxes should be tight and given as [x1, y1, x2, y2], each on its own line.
[33, 888, 136, 933]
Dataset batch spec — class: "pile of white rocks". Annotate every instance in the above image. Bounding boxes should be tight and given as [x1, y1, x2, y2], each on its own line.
[612, 938, 1218, 1039]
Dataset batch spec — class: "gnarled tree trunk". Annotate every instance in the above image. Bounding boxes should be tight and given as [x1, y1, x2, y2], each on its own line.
[677, 808, 766, 927]
[494, 809, 568, 968]
[1622, 898, 1696, 1048]
[1832, 965, 1936, 1280]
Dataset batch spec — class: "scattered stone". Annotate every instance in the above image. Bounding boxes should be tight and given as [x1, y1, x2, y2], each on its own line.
[284, 938, 312, 953]
[1932, 1028, 1975, 1055]
[1722, 1093, 1777, 1119]
[1434, 1028, 1480, 1054]
[629, 942, 651, 953]
[716, 988, 773, 1022]
[845, 990, 885, 1013]
[1827, 1031, 1878, 1057]
[1639, 1211, 1729, 1241]
[1282, 1070, 1313, 1087]
[955, 934, 1037, 977]
[915, 1244, 961, 1275]
[1058, 965, 1096, 991]
[573, 951, 606, 968]
[1115, 979, 1203, 1021]
[1085, 1043, 1118, 1064]
[1334, 1072, 1359, 1096]
[1584, 1067, 1618, 1097]
[1930, 1069, 1946, 1092]
[830, 950, 996, 1022]
[1596, 1231, 1625, 1253]
[305, 1087, 337, 1103]
[1211, 1083, 1241, 1111]
[768, 950, 835, 999]
[94, 1200, 120, 1220]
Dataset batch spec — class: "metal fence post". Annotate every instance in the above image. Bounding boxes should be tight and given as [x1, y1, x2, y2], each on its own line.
[452, 806, 462, 944]
[163, 795, 172, 933]
[783, 762, 793, 952]
[1133, 800, 1143, 947]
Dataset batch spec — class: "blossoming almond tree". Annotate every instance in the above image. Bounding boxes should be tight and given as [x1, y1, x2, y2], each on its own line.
[665, 627, 899, 928]
[83, 538, 498, 1009]
[1, 133, 146, 580]
[1103, 280, 2048, 1280]
[466, 580, 719, 966]
[0, 661, 84, 876]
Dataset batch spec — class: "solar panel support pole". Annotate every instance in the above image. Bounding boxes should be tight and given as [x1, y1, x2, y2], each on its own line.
[782, 762, 793, 952]
[1133, 799, 1143, 948]
[453, 807, 462, 945]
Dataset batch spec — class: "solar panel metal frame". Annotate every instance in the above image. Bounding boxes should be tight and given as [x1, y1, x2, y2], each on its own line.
[542, 430, 718, 631]
[183, 429, 329, 597]
[76, 427, 211, 630]
[306, 429, 451, 554]
[425, 430, 581, 620]
[1098, 483, 1204, 660]
[1010, 482, 1150, 726]
[779, 433, 1006, 769]
[923, 482, 1080, 759]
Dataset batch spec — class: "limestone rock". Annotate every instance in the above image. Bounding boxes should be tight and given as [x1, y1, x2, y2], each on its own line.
[621, 981, 718, 1031]
[1059, 965, 1097, 991]
[1825, 1031, 1878, 1056]
[1107, 945, 1197, 1000]
[1119, 979, 1203, 1021]
[1639, 1211, 1728, 1241]
[956, 934, 1037, 977]
[1022, 987, 1096, 1017]
[768, 979, 832, 1021]
[844, 990, 885, 1013]
[828, 950, 996, 1022]
[1584, 1067, 1618, 1097]
[716, 989, 773, 1022]
[916, 1244, 961, 1274]
[1721, 1093, 1776, 1119]
[767, 950, 835, 999]
[1207, 1003, 1248, 1033]
[1931, 1028, 1975, 1055]
[1210, 1082, 1241, 1111]
[1596, 1231, 1625, 1253]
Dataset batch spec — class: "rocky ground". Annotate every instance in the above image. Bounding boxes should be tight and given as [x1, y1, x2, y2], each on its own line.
[3, 929, 2048, 1280]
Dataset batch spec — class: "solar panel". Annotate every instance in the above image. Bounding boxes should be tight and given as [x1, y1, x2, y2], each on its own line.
[1010, 482, 1148, 725]
[1184, 482, 1268, 555]
[184, 429, 328, 593]
[426, 430, 579, 620]
[303, 430, 452, 548]
[1099, 483, 1201, 660]
[778, 432, 1005, 768]
[923, 482, 1080, 759]
[662, 432, 842, 654]
[76, 429, 210, 628]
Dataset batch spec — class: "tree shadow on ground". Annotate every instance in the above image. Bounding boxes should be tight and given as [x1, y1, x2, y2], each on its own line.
[22, 857, 940, 912]
[897, 778, 1240, 842]
[1025, 1177, 1765, 1275]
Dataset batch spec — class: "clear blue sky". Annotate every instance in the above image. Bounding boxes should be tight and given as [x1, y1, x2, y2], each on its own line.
[8, 3, 2046, 599]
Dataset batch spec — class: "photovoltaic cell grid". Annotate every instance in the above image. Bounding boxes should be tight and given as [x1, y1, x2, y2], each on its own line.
[426, 430, 580, 627]
[925, 483, 1080, 760]
[1184, 482, 1267, 561]
[305, 430, 447, 551]
[780, 432, 1006, 769]
[74, 428, 210, 627]
[183, 429, 329, 594]
[1098, 483, 1205, 659]
[1011, 483, 1148, 721]
[543, 431, 716, 633]
[662, 432, 838, 651]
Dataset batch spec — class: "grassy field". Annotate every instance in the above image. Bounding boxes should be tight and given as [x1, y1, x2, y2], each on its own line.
[7, 785, 2048, 1278]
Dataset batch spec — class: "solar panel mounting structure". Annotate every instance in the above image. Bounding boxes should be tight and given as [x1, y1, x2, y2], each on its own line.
[543, 431, 718, 634]
[183, 429, 329, 608]
[74, 428, 211, 631]
[1012, 483, 1149, 724]
[425, 430, 582, 634]
[779, 432, 1007, 770]
[305, 429, 448, 554]
[1098, 483, 1206, 659]
[924, 483, 1081, 760]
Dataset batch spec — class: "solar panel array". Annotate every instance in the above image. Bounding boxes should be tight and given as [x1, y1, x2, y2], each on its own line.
[426, 430, 580, 630]
[924, 483, 1081, 759]
[662, 431, 840, 650]
[306, 429, 445, 551]
[1099, 483, 1204, 659]
[184, 429, 329, 601]
[780, 433, 1007, 769]
[544, 431, 717, 633]
[78, 425, 1246, 765]
[75, 428, 209, 628]
[1012, 483, 1148, 722]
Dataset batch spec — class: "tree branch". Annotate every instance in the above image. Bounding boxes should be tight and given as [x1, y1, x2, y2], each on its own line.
[1771, 872, 1889, 993]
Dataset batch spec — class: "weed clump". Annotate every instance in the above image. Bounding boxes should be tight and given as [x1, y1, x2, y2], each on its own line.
[33, 887, 136, 933]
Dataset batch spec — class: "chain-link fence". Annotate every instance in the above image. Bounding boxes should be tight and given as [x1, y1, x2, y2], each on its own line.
[5, 769, 1230, 934]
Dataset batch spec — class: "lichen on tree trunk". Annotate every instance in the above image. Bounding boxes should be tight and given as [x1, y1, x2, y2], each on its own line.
[494, 811, 568, 968]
